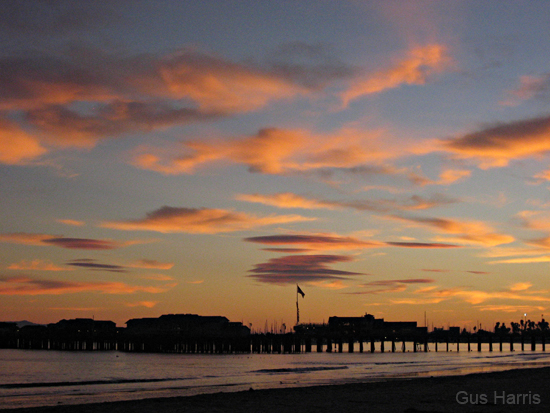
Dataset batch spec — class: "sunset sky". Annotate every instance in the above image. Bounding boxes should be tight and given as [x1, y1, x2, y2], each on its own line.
[2, 1, 550, 331]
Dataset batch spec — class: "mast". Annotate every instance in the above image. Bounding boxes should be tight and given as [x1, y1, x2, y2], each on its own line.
[296, 284, 300, 325]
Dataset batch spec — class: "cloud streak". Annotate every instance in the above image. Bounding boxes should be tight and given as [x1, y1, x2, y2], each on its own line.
[131, 127, 391, 176]
[389, 215, 514, 246]
[341, 44, 452, 105]
[350, 278, 435, 295]
[0, 233, 134, 250]
[0, 275, 175, 296]
[443, 114, 550, 168]
[245, 233, 460, 251]
[237, 192, 458, 212]
[102, 206, 313, 234]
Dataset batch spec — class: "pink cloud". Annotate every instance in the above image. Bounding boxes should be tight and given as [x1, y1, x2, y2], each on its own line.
[248, 254, 363, 284]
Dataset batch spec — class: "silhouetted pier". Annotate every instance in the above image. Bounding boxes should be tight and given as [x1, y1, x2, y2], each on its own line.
[1, 314, 548, 354]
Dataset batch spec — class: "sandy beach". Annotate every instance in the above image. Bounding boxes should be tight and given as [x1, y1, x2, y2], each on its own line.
[3, 366, 549, 413]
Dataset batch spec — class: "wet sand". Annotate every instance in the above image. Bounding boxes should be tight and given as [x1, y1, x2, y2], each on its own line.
[4, 366, 550, 413]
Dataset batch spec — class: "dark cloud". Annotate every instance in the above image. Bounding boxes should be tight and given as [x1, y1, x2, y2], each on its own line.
[0, 232, 132, 250]
[261, 248, 312, 253]
[444, 114, 550, 167]
[0, 0, 121, 37]
[386, 242, 460, 248]
[248, 254, 363, 284]
[245, 233, 460, 250]
[466, 270, 490, 274]
[66, 259, 127, 273]
[265, 41, 356, 89]
[245, 234, 382, 250]
[42, 237, 124, 250]
[26, 101, 221, 144]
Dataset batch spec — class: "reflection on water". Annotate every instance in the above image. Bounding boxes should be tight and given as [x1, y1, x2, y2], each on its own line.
[2, 346, 550, 409]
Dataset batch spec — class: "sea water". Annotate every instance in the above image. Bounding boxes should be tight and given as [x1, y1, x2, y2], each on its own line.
[2, 345, 550, 409]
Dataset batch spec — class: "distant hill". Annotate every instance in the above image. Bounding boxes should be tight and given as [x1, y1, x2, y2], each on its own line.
[12, 320, 45, 328]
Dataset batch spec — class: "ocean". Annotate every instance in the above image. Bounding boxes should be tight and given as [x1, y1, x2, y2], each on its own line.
[2, 345, 550, 409]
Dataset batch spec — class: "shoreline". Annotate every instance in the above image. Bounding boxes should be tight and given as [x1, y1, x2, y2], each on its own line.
[4, 366, 550, 413]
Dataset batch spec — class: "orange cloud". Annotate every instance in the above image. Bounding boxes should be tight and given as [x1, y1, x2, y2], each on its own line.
[475, 305, 547, 313]
[236, 193, 336, 210]
[128, 259, 174, 270]
[390, 215, 514, 246]
[308, 280, 349, 290]
[57, 219, 86, 227]
[125, 301, 158, 308]
[0, 276, 176, 295]
[7, 260, 68, 271]
[140, 274, 175, 281]
[0, 117, 47, 164]
[150, 50, 306, 112]
[131, 127, 390, 175]
[0, 47, 325, 162]
[489, 256, 550, 265]
[414, 284, 550, 305]
[351, 278, 435, 295]
[238, 192, 457, 212]
[101, 206, 313, 234]
[533, 169, 550, 182]
[443, 114, 550, 168]
[341, 44, 451, 105]
[436, 169, 471, 185]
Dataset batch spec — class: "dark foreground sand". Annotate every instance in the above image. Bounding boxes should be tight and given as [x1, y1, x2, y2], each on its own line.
[4, 367, 550, 413]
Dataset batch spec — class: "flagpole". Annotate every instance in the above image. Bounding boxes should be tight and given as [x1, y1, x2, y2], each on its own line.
[296, 284, 299, 326]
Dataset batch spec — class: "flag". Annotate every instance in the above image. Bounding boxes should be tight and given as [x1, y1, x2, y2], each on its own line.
[297, 285, 305, 298]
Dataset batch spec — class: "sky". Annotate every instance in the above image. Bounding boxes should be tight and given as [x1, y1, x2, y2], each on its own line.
[2, 1, 550, 331]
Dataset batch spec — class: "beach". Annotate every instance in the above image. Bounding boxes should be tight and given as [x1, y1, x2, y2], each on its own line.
[4, 366, 549, 413]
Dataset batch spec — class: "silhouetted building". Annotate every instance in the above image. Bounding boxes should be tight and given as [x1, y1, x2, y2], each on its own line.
[49, 318, 116, 334]
[327, 313, 419, 335]
[125, 314, 250, 338]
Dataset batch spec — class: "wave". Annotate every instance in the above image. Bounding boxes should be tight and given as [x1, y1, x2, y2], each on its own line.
[0, 377, 192, 389]
[253, 366, 348, 374]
